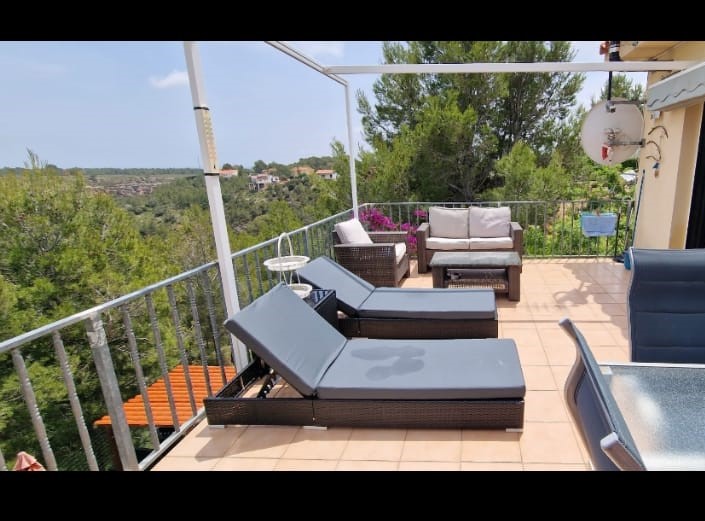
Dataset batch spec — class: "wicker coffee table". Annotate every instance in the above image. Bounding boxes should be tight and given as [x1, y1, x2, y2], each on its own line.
[429, 251, 522, 301]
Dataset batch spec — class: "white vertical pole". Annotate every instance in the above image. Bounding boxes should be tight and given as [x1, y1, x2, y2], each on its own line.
[344, 83, 359, 219]
[183, 41, 248, 371]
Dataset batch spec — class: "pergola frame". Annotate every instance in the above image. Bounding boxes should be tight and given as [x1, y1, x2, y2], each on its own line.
[183, 40, 698, 372]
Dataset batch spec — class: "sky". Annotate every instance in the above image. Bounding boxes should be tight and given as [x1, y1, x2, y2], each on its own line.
[0, 41, 646, 169]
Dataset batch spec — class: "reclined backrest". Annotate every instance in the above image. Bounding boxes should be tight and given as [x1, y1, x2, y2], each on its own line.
[224, 283, 347, 397]
[628, 247, 705, 363]
[296, 256, 375, 317]
[559, 318, 644, 471]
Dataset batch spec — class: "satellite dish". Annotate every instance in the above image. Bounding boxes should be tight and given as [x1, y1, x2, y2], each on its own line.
[581, 99, 644, 165]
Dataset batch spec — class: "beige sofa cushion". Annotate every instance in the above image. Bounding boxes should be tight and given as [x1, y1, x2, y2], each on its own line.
[335, 219, 373, 244]
[469, 207, 511, 238]
[429, 207, 469, 239]
[426, 237, 472, 250]
[469, 237, 514, 250]
[394, 242, 407, 263]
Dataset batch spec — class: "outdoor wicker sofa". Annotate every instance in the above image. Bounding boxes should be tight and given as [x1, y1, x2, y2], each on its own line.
[332, 218, 410, 287]
[204, 283, 525, 429]
[296, 256, 498, 338]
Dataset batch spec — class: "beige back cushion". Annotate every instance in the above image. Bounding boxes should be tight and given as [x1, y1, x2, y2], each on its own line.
[429, 207, 469, 239]
[469, 207, 511, 238]
[335, 219, 373, 244]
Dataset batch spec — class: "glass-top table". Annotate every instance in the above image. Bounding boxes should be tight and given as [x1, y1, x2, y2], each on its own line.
[600, 362, 705, 470]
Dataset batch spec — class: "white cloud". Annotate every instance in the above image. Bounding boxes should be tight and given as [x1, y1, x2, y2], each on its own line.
[149, 70, 189, 89]
[288, 41, 345, 61]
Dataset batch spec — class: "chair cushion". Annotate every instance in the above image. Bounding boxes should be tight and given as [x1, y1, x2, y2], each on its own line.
[223, 283, 347, 397]
[317, 338, 525, 400]
[469, 237, 514, 250]
[358, 288, 496, 319]
[469, 207, 511, 238]
[429, 207, 469, 239]
[296, 256, 374, 317]
[335, 219, 373, 244]
[394, 242, 407, 264]
[426, 237, 471, 250]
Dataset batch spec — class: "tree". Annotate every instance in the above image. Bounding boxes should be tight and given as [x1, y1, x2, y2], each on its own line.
[597, 73, 645, 103]
[357, 41, 585, 200]
[253, 160, 267, 173]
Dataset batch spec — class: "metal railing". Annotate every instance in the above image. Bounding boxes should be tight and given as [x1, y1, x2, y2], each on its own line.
[364, 200, 634, 258]
[0, 209, 351, 471]
[0, 200, 631, 471]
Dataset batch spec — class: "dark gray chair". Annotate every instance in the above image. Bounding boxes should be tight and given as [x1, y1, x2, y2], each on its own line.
[559, 318, 645, 471]
[628, 247, 705, 363]
[204, 283, 525, 429]
[296, 256, 497, 339]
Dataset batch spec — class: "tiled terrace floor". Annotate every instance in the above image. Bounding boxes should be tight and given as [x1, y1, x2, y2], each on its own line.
[152, 257, 631, 471]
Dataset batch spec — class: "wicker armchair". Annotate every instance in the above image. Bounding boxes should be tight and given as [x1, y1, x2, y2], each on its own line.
[332, 230, 410, 287]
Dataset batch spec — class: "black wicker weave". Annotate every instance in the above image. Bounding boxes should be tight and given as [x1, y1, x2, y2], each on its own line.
[333, 230, 410, 287]
[204, 357, 523, 429]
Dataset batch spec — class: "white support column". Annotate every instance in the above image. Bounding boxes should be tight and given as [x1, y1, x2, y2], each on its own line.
[344, 84, 359, 219]
[183, 41, 248, 371]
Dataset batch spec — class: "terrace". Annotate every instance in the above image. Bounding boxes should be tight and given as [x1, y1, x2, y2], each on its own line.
[0, 202, 632, 472]
[150, 256, 629, 471]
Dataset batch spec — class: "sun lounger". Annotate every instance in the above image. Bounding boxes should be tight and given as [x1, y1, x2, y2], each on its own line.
[296, 256, 498, 338]
[204, 283, 525, 429]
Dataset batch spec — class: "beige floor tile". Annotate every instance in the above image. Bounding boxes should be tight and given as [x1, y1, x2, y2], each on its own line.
[543, 344, 576, 366]
[499, 319, 540, 329]
[225, 426, 300, 459]
[550, 365, 572, 390]
[151, 456, 219, 471]
[212, 458, 278, 471]
[166, 422, 245, 458]
[516, 344, 549, 366]
[522, 365, 557, 390]
[461, 430, 521, 462]
[586, 293, 617, 304]
[581, 328, 621, 346]
[524, 390, 570, 422]
[609, 328, 630, 348]
[523, 463, 589, 471]
[340, 428, 406, 461]
[400, 429, 461, 462]
[537, 326, 572, 347]
[601, 284, 629, 294]
[502, 327, 541, 347]
[599, 303, 627, 316]
[281, 427, 352, 460]
[336, 460, 399, 471]
[398, 461, 460, 471]
[590, 346, 629, 363]
[274, 459, 339, 471]
[461, 462, 523, 471]
[519, 422, 584, 464]
[516, 343, 550, 366]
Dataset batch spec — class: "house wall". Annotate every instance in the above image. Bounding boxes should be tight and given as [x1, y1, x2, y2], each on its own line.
[631, 43, 705, 249]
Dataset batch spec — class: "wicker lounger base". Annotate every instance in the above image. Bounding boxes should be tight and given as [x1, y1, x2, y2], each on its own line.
[337, 317, 498, 339]
[205, 397, 524, 429]
[203, 357, 523, 429]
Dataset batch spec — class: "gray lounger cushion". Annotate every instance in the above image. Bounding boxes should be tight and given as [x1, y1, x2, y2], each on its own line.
[317, 338, 525, 400]
[298, 256, 496, 319]
[358, 288, 495, 319]
[224, 283, 347, 397]
[297, 256, 374, 317]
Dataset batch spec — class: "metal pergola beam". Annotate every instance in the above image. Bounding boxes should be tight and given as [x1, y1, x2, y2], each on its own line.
[325, 61, 697, 75]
